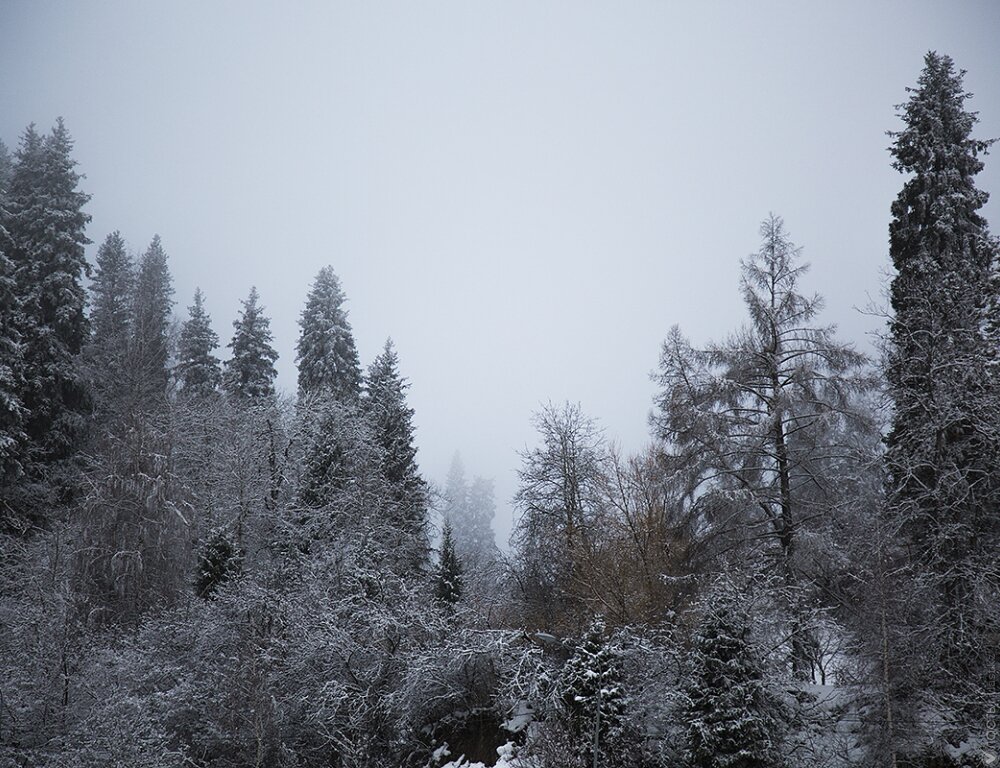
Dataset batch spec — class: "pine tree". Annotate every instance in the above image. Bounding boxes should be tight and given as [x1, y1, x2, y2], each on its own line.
[882, 51, 1000, 751]
[682, 586, 783, 768]
[363, 339, 428, 542]
[224, 287, 278, 401]
[176, 288, 221, 398]
[129, 235, 174, 406]
[4, 120, 91, 468]
[296, 266, 361, 401]
[434, 520, 463, 605]
[87, 231, 135, 409]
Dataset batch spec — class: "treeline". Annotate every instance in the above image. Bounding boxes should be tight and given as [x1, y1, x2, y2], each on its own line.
[0, 51, 997, 768]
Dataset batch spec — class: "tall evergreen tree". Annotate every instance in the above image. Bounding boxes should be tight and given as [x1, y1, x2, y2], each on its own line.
[0, 199, 25, 486]
[87, 231, 134, 409]
[0, 139, 12, 197]
[882, 51, 1000, 753]
[296, 266, 361, 401]
[176, 288, 221, 398]
[363, 338, 428, 539]
[442, 451, 468, 528]
[457, 476, 498, 561]
[224, 287, 278, 401]
[129, 235, 174, 406]
[4, 120, 91, 468]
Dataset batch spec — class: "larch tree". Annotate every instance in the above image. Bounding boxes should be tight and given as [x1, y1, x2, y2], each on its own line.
[882, 51, 1000, 752]
[223, 287, 279, 401]
[363, 338, 428, 546]
[652, 215, 874, 678]
[296, 266, 361, 401]
[176, 288, 222, 398]
[4, 120, 91, 471]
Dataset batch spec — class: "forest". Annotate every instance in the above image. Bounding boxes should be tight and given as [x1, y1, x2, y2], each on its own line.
[0, 51, 997, 768]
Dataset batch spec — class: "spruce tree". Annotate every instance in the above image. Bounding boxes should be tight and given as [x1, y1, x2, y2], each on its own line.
[0, 139, 12, 197]
[224, 287, 278, 401]
[176, 288, 221, 398]
[4, 120, 91, 467]
[458, 476, 498, 561]
[434, 520, 463, 605]
[296, 266, 361, 401]
[682, 587, 783, 768]
[442, 451, 468, 528]
[87, 231, 134, 409]
[883, 51, 1000, 750]
[0, 218, 25, 486]
[130, 235, 174, 406]
[363, 338, 428, 540]
[556, 618, 635, 768]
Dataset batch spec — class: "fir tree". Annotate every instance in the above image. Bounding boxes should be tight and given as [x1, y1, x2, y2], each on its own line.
[363, 339, 428, 542]
[176, 288, 221, 398]
[682, 587, 783, 768]
[296, 266, 361, 401]
[130, 235, 174, 406]
[4, 120, 91, 467]
[434, 520, 463, 605]
[224, 287, 278, 400]
[882, 51, 1000, 752]
[87, 231, 134, 409]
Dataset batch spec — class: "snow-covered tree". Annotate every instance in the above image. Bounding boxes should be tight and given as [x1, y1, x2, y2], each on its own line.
[176, 288, 221, 398]
[652, 215, 873, 676]
[0, 219, 25, 486]
[682, 584, 783, 768]
[87, 231, 135, 400]
[195, 526, 243, 599]
[882, 51, 1000, 757]
[553, 618, 636, 768]
[363, 338, 428, 545]
[512, 402, 608, 630]
[129, 235, 174, 407]
[224, 287, 278, 401]
[4, 120, 91, 468]
[435, 519, 463, 605]
[296, 265, 361, 401]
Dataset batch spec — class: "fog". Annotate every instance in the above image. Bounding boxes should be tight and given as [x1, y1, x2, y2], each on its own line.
[2, 1, 998, 547]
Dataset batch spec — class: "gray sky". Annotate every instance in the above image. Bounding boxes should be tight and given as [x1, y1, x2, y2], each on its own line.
[2, 1, 998, 547]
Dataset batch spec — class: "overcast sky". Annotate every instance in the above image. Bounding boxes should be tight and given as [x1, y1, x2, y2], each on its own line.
[2, 1, 998, 547]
